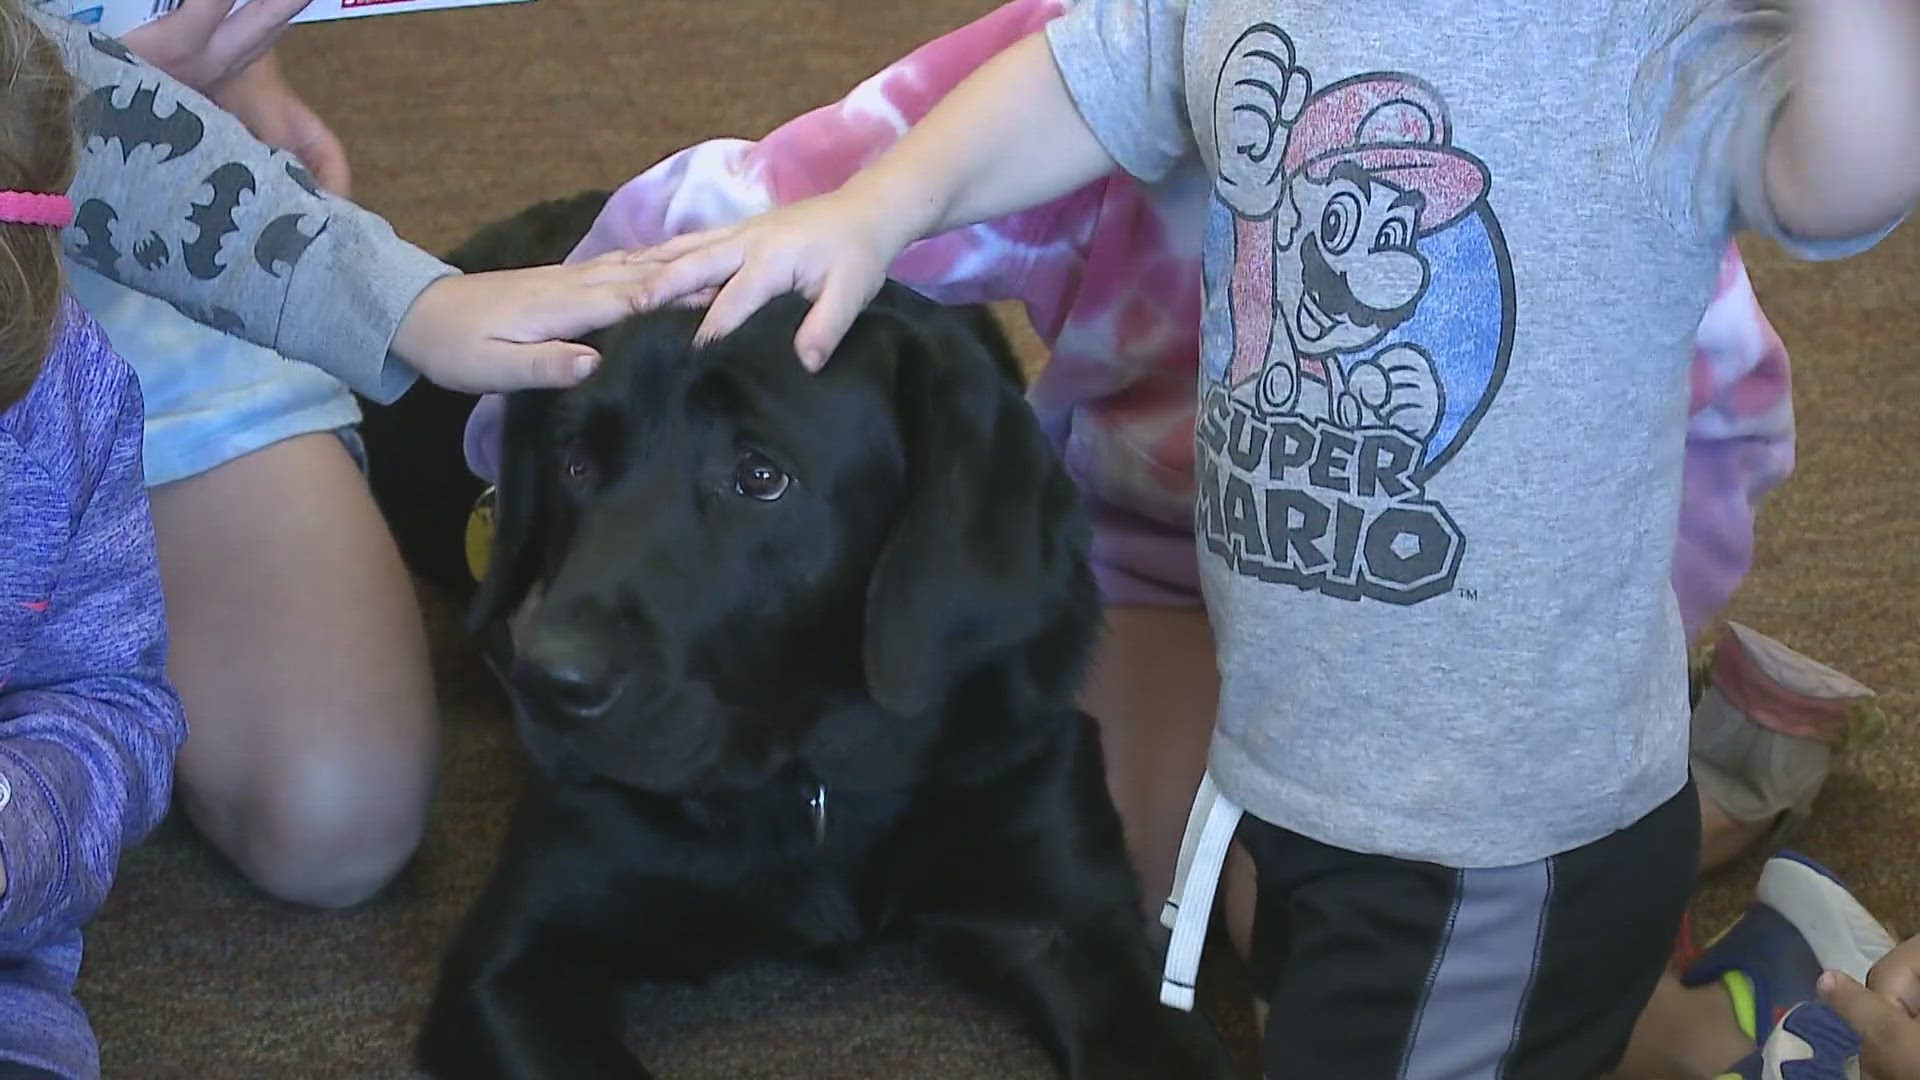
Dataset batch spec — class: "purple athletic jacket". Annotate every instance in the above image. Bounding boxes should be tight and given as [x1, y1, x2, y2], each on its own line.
[0, 299, 185, 1079]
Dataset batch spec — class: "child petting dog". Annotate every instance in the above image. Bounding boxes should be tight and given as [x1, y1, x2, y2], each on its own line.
[463, 0, 1873, 919]
[16, 1, 656, 913]
[1, 0, 660, 1070]
[611, 0, 1918, 1074]
[460, 0, 1886, 1073]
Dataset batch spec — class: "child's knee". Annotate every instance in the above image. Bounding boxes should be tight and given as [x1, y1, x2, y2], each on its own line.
[202, 731, 432, 909]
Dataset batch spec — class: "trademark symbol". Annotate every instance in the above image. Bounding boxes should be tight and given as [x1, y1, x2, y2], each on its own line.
[1456, 587, 1479, 601]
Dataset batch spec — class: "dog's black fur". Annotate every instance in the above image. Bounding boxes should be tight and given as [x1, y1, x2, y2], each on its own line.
[355, 192, 616, 601]
[415, 276, 1232, 1078]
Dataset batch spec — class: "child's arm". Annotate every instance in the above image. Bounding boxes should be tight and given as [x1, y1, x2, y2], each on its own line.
[574, 0, 1095, 308]
[1644, 0, 1918, 255]
[632, 0, 1192, 368]
[634, 32, 1117, 368]
[466, 0, 1172, 486]
[0, 341, 184, 949]
[1768, 0, 1920, 240]
[33, 11, 647, 397]
[118, 0, 314, 91]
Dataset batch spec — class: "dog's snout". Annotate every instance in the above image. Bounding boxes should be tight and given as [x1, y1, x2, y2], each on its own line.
[514, 628, 626, 717]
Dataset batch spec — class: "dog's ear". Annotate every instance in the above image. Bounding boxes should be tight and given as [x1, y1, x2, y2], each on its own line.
[468, 389, 557, 635]
[859, 303, 1093, 717]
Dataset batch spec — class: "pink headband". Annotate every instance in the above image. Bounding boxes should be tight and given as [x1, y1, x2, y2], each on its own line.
[0, 191, 75, 228]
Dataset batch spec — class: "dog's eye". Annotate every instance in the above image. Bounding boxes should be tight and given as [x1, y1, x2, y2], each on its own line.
[732, 451, 790, 502]
[560, 451, 595, 488]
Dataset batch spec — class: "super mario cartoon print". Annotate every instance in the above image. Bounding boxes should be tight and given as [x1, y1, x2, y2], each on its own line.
[1197, 23, 1514, 606]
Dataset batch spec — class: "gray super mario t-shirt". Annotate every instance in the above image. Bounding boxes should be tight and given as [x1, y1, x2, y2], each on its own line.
[1046, 0, 1888, 867]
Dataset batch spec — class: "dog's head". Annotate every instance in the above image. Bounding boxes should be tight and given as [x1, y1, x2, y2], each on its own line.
[471, 284, 1097, 795]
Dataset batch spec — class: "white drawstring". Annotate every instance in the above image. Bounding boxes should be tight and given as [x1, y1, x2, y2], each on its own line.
[1158, 771, 1243, 1011]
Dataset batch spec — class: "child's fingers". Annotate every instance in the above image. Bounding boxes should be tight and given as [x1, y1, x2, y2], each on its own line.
[491, 342, 602, 391]
[693, 259, 789, 346]
[215, 0, 315, 41]
[794, 269, 876, 372]
[628, 227, 736, 266]
[522, 278, 654, 341]
[1820, 971, 1912, 1046]
[670, 286, 721, 309]
[203, 0, 313, 75]
[160, 0, 244, 33]
[637, 240, 747, 314]
[568, 254, 657, 290]
[574, 249, 637, 273]
[1868, 952, 1920, 1018]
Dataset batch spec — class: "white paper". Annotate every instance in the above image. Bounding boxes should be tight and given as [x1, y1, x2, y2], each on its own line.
[43, 0, 533, 40]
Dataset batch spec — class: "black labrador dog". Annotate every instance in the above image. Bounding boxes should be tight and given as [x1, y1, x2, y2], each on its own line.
[415, 279, 1233, 1079]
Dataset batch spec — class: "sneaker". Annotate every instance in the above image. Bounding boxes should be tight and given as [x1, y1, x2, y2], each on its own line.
[1716, 1001, 1861, 1080]
[1758, 852, 1899, 982]
[1684, 851, 1897, 1044]
[1690, 624, 1875, 848]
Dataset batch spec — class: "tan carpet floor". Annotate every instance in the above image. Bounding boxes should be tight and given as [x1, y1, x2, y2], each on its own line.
[71, 1, 1919, 1075]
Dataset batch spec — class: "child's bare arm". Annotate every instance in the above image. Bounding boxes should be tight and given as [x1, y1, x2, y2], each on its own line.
[630, 32, 1120, 367]
[118, 0, 312, 92]
[1768, 0, 1920, 239]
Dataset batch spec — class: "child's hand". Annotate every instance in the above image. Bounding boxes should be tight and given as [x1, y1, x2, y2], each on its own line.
[391, 253, 658, 393]
[120, 0, 315, 92]
[1869, 936, 1920, 1020]
[628, 189, 916, 372]
[212, 52, 350, 195]
[1819, 943, 1920, 1080]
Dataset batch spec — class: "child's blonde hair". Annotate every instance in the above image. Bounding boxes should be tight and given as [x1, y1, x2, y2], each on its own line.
[0, 0, 77, 413]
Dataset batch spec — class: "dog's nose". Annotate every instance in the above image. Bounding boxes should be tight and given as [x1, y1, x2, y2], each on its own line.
[513, 630, 625, 717]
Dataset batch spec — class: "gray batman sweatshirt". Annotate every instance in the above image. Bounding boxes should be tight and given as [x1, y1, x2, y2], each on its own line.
[31, 11, 454, 404]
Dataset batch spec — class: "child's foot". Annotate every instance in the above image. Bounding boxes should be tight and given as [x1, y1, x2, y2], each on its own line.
[1684, 851, 1896, 1046]
[1690, 624, 1875, 859]
[1715, 1001, 1861, 1080]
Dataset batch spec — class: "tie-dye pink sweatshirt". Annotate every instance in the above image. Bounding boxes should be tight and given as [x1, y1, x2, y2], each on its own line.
[462, 0, 1794, 643]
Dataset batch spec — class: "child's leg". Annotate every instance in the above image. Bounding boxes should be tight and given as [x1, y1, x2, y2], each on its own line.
[1690, 624, 1874, 874]
[1069, 494, 1271, 942]
[0, 935, 99, 1078]
[150, 434, 436, 908]
[1614, 972, 1759, 1079]
[1239, 781, 1698, 1078]
[1078, 606, 1217, 918]
[71, 268, 437, 909]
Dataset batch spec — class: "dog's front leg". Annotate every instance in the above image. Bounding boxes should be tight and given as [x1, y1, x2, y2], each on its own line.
[916, 898, 1236, 1079]
[417, 799, 659, 1080]
[910, 723, 1237, 1080]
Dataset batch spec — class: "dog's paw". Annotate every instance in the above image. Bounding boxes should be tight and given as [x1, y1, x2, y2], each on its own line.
[790, 878, 868, 953]
[1077, 1007, 1237, 1080]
